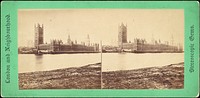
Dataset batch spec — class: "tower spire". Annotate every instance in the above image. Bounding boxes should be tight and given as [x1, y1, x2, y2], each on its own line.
[151, 33, 155, 44]
[87, 34, 90, 46]
[67, 34, 71, 44]
[171, 34, 174, 46]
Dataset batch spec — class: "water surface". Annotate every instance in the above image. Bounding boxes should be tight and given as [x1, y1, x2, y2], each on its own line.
[102, 53, 184, 72]
[18, 53, 184, 73]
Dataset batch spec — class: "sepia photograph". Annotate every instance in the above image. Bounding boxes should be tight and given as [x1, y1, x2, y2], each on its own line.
[18, 9, 184, 89]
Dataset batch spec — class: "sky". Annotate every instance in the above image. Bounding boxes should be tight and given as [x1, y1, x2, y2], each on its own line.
[18, 9, 184, 47]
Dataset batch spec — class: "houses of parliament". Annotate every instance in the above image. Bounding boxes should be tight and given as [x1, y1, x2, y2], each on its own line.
[34, 24, 99, 53]
[19, 23, 183, 54]
[117, 23, 183, 53]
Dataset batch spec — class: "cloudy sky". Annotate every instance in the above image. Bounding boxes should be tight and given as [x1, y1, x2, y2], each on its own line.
[18, 9, 184, 47]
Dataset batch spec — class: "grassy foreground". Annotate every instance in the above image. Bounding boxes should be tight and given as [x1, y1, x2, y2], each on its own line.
[19, 63, 101, 89]
[102, 62, 184, 89]
[19, 62, 184, 89]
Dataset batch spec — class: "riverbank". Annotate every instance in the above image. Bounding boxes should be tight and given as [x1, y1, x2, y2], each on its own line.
[102, 62, 184, 89]
[19, 63, 101, 89]
[19, 62, 184, 89]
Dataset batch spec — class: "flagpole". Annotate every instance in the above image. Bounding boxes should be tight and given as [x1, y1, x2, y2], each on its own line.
[100, 40, 102, 89]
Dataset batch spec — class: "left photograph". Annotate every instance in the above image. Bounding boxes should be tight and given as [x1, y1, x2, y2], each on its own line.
[18, 10, 101, 89]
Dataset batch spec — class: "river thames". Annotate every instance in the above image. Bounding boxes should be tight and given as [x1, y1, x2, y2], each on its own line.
[18, 53, 184, 73]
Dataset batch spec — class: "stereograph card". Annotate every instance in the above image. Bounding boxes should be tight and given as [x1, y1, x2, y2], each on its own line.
[1, 1, 199, 97]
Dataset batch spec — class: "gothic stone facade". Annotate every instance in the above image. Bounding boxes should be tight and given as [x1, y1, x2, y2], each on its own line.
[34, 24, 99, 53]
[118, 23, 183, 53]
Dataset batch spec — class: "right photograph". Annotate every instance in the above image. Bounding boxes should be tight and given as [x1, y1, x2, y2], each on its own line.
[102, 9, 184, 89]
